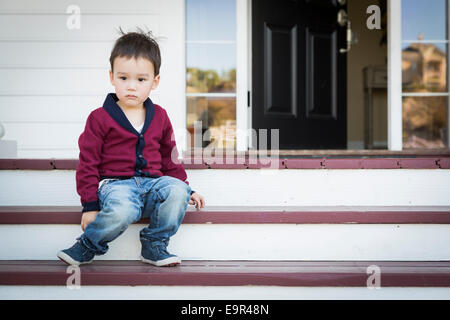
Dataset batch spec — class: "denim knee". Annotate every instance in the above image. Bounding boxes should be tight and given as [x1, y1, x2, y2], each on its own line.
[104, 202, 141, 231]
[156, 183, 191, 204]
[81, 202, 141, 255]
[154, 185, 190, 226]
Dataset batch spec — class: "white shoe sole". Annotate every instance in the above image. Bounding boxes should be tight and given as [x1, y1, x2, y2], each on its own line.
[57, 251, 93, 266]
[140, 255, 181, 267]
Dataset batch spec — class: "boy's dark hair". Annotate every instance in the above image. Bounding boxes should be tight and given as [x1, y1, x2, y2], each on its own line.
[110, 27, 161, 76]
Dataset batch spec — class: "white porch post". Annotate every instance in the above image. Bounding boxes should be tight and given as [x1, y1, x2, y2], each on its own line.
[388, 0, 403, 150]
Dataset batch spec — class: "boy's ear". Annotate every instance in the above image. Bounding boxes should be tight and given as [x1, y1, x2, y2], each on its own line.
[152, 74, 161, 90]
[109, 70, 114, 85]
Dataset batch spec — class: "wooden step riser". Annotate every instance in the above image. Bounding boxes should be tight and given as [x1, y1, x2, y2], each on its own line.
[2, 224, 450, 261]
[1, 169, 450, 206]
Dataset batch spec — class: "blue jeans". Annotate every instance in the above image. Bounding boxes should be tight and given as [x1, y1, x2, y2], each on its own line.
[79, 176, 192, 255]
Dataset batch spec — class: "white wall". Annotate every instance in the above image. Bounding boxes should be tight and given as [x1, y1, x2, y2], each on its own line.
[0, 0, 185, 158]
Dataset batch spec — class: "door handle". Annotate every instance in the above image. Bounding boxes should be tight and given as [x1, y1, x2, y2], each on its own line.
[337, 9, 353, 53]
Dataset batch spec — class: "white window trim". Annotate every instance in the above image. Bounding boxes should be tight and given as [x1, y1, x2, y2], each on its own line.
[388, 0, 403, 150]
[236, 0, 250, 151]
[392, 0, 450, 149]
[448, 0, 450, 148]
[183, 0, 248, 152]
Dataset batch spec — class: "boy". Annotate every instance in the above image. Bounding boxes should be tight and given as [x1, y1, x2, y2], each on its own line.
[58, 29, 205, 267]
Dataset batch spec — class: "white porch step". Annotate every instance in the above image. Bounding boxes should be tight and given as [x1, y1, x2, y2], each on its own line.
[1, 206, 449, 261]
[1, 169, 450, 206]
[3, 284, 450, 300]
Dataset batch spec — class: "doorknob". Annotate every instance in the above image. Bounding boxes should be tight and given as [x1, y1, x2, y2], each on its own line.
[338, 9, 353, 53]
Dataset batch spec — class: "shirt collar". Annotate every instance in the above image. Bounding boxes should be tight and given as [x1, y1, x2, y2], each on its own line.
[102, 93, 155, 135]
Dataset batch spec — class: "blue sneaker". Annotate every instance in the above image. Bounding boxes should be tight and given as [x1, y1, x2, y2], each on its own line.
[57, 240, 95, 266]
[140, 238, 181, 267]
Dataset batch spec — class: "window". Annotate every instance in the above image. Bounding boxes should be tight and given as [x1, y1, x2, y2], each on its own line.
[185, 0, 236, 149]
[402, 0, 448, 148]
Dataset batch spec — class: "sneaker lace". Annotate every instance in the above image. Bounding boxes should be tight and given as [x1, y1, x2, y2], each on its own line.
[154, 242, 170, 255]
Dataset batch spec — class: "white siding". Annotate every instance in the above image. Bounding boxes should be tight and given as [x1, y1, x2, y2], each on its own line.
[0, 0, 185, 157]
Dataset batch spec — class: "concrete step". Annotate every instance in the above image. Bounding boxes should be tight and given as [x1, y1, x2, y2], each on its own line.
[1, 206, 450, 261]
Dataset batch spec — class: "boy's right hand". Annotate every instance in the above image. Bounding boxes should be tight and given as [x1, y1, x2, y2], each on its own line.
[81, 210, 99, 231]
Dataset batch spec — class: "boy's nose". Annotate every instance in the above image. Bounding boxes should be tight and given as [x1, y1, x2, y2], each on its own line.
[127, 80, 138, 90]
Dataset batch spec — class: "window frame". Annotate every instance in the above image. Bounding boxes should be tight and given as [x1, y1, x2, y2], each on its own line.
[184, 0, 248, 151]
[394, 0, 450, 150]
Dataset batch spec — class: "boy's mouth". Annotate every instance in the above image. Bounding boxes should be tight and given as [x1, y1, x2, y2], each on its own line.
[126, 95, 137, 99]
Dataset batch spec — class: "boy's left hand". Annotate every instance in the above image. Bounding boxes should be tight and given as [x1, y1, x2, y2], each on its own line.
[189, 192, 205, 209]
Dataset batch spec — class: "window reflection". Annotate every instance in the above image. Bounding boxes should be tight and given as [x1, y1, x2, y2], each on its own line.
[186, 0, 236, 150]
[402, 41, 447, 92]
[402, 0, 446, 41]
[186, 0, 236, 42]
[402, 96, 448, 148]
[186, 43, 236, 93]
[187, 97, 236, 148]
[187, 67, 236, 94]
[401, 0, 449, 149]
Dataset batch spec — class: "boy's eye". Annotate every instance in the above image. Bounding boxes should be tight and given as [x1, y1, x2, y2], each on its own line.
[120, 76, 126, 80]
[139, 78, 147, 82]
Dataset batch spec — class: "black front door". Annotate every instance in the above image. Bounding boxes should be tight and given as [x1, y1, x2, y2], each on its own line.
[252, 0, 347, 149]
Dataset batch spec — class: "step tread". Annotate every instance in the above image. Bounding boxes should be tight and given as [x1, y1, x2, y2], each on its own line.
[1, 206, 450, 224]
[1, 260, 450, 287]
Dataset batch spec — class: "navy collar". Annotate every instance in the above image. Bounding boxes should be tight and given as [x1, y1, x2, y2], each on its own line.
[102, 93, 155, 135]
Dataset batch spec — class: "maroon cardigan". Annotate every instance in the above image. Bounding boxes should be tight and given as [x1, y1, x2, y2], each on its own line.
[76, 93, 192, 212]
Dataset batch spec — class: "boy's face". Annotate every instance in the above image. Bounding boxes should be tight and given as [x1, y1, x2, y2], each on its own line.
[109, 56, 160, 109]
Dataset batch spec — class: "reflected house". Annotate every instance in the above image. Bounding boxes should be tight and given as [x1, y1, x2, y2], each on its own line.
[402, 34, 447, 148]
[402, 34, 446, 91]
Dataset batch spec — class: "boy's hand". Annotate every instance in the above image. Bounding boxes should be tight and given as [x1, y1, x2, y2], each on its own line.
[81, 210, 99, 231]
[189, 192, 205, 210]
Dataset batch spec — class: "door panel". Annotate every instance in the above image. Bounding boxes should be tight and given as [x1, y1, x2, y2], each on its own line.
[264, 23, 297, 117]
[306, 28, 337, 119]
